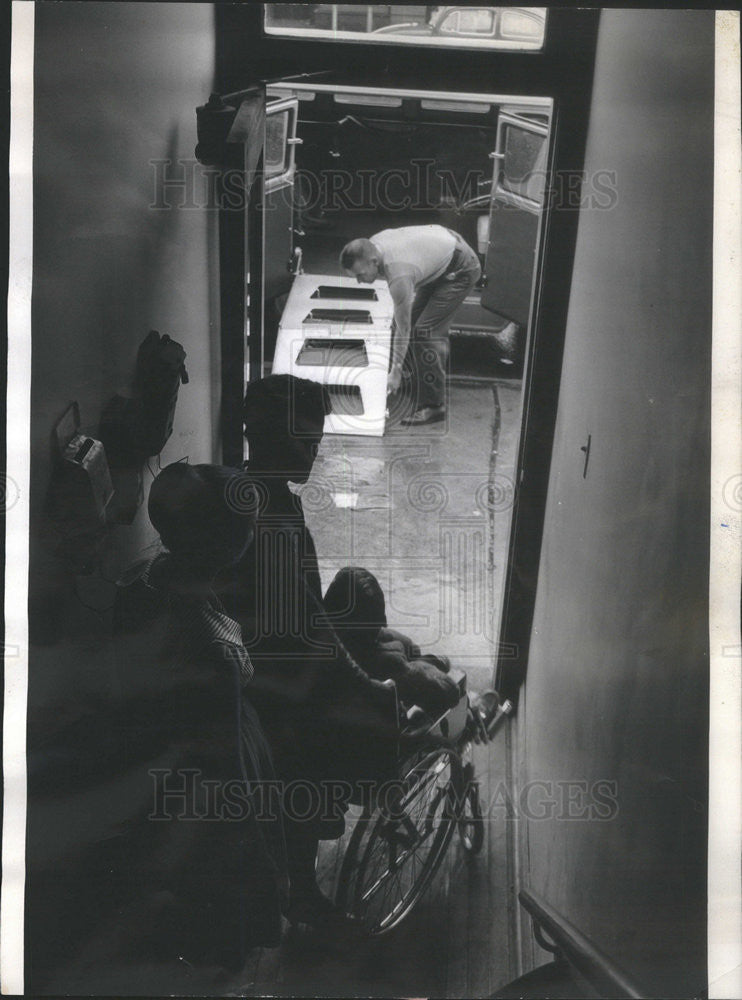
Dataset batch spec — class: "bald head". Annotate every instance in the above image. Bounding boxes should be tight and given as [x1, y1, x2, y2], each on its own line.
[340, 238, 381, 284]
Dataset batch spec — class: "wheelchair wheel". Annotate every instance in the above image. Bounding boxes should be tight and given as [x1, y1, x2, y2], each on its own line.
[336, 741, 463, 935]
[458, 778, 484, 854]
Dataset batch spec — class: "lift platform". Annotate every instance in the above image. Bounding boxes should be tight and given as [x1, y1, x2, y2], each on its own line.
[272, 273, 395, 436]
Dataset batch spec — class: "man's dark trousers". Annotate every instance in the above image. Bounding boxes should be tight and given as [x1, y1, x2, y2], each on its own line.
[405, 237, 481, 410]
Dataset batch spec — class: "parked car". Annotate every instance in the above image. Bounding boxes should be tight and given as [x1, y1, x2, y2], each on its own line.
[373, 6, 546, 45]
[311, 5, 429, 32]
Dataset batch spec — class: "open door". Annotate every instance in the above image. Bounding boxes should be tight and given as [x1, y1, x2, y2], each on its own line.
[481, 111, 549, 328]
[253, 94, 301, 385]
[263, 96, 300, 305]
[208, 2, 600, 709]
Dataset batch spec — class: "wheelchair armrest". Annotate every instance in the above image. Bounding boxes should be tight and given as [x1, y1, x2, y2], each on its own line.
[399, 706, 437, 745]
[399, 683, 470, 746]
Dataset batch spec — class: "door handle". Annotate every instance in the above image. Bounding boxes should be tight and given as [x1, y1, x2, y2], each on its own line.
[288, 247, 303, 276]
[287, 137, 303, 146]
[580, 434, 592, 479]
[489, 151, 505, 161]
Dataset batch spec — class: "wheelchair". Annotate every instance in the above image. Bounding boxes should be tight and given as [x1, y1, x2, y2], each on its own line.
[332, 671, 511, 936]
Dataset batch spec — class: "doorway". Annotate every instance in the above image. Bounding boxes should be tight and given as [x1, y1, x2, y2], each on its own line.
[256, 81, 553, 691]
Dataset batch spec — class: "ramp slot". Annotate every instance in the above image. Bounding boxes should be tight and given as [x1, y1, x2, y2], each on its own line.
[311, 285, 378, 301]
[326, 384, 364, 416]
[304, 308, 373, 324]
[296, 338, 369, 368]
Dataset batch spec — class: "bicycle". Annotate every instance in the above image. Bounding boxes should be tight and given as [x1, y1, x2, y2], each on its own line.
[333, 671, 512, 936]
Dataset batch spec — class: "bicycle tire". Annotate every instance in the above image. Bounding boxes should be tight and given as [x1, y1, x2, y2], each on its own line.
[334, 803, 374, 912]
[343, 741, 463, 935]
[459, 779, 484, 854]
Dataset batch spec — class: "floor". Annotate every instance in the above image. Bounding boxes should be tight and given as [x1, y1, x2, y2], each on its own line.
[304, 379, 521, 692]
[233, 379, 524, 997]
[238, 735, 513, 999]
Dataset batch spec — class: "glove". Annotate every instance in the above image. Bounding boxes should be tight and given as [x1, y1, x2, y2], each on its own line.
[396, 660, 460, 716]
[419, 653, 451, 674]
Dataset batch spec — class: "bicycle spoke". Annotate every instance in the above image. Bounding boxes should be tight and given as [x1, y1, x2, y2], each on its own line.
[350, 746, 463, 933]
[358, 824, 435, 904]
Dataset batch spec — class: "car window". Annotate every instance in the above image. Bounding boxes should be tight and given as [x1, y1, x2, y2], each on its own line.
[264, 101, 299, 192]
[456, 9, 495, 35]
[264, 113, 287, 175]
[499, 123, 547, 203]
[438, 10, 458, 34]
[264, 110, 289, 178]
[499, 9, 543, 40]
[263, 5, 547, 51]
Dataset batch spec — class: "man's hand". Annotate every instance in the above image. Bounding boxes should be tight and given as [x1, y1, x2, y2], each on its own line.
[397, 661, 460, 716]
[387, 363, 403, 395]
[467, 703, 490, 744]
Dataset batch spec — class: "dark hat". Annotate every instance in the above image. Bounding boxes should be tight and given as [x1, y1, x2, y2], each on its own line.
[148, 462, 257, 567]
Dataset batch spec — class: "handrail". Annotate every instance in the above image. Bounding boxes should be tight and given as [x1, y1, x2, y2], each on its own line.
[518, 888, 646, 999]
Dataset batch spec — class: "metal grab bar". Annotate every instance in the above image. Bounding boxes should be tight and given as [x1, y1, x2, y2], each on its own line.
[518, 889, 646, 999]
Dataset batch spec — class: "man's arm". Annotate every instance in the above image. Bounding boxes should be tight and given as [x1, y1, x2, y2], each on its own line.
[387, 275, 415, 391]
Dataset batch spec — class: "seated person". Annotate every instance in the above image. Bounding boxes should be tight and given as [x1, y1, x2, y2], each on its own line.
[26, 465, 289, 994]
[113, 463, 288, 977]
[323, 566, 460, 718]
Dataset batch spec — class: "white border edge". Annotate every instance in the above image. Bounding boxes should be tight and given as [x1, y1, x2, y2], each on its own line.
[2, 1, 34, 995]
[0, 7, 737, 997]
[708, 10, 742, 1000]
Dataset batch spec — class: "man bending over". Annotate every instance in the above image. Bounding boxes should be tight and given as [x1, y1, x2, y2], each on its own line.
[341, 224, 481, 425]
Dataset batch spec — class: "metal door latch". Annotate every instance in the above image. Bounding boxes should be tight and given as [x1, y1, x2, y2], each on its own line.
[288, 247, 303, 276]
[581, 434, 592, 478]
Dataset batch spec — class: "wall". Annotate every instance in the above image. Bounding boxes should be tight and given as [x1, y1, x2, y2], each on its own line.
[30, 0, 219, 620]
[514, 10, 712, 997]
[26, 4, 217, 988]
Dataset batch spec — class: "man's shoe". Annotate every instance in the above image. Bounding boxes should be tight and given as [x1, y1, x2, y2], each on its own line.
[285, 884, 363, 944]
[285, 884, 341, 927]
[400, 405, 446, 426]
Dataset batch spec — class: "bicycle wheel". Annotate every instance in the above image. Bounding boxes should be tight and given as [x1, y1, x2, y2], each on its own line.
[458, 778, 484, 854]
[334, 803, 374, 912]
[334, 747, 437, 916]
[343, 742, 463, 935]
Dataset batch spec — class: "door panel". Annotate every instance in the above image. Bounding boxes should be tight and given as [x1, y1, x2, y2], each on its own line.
[483, 205, 540, 327]
[263, 97, 299, 305]
[481, 112, 548, 327]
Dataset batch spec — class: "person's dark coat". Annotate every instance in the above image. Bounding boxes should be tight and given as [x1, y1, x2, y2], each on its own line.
[218, 476, 399, 787]
[218, 375, 399, 790]
[95, 555, 287, 975]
